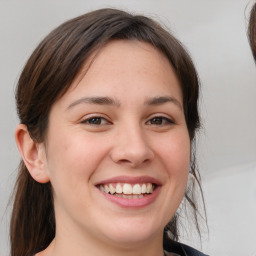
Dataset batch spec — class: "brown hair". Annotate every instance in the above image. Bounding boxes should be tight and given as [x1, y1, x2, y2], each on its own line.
[11, 8, 205, 256]
[248, 3, 256, 61]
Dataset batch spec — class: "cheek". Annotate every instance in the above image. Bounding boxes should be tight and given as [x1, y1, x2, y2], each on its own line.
[44, 132, 110, 210]
[154, 130, 190, 181]
[45, 130, 110, 184]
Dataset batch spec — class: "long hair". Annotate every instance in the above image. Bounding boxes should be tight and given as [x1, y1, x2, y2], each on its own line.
[11, 8, 205, 256]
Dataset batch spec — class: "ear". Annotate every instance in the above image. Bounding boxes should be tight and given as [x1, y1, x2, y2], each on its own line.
[15, 124, 50, 183]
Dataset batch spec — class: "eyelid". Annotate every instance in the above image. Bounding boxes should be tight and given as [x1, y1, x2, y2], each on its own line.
[146, 114, 175, 125]
[80, 114, 112, 125]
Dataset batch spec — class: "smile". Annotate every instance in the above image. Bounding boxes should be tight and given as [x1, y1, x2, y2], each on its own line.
[98, 183, 155, 199]
[95, 176, 161, 208]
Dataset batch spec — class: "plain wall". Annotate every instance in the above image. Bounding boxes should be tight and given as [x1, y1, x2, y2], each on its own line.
[1, 0, 256, 255]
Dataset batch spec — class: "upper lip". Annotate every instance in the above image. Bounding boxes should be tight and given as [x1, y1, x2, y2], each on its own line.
[94, 175, 162, 186]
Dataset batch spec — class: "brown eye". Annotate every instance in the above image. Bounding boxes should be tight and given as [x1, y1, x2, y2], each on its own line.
[81, 117, 109, 125]
[88, 118, 102, 125]
[151, 117, 163, 125]
[147, 116, 174, 125]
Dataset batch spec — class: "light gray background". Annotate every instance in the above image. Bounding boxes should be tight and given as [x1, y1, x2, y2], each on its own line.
[1, 0, 256, 255]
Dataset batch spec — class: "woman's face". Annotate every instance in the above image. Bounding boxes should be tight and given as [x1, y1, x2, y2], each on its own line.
[42, 40, 190, 247]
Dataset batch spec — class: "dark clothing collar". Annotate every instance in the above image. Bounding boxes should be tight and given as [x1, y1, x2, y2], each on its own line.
[164, 240, 209, 256]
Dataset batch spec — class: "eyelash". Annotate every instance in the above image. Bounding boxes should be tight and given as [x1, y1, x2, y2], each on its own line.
[146, 116, 175, 126]
[80, 116, 111, 125]
[80, 115, 174, 126]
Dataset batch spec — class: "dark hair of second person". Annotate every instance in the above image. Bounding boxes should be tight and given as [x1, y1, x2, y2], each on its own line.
[248, 3, 256, 60]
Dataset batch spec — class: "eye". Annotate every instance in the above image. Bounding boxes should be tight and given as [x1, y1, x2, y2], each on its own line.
[146, 116, 174, 125]
[81, 116, 110, 125]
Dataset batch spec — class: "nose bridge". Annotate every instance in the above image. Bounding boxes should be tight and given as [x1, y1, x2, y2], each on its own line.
[110, 120, 154, 167]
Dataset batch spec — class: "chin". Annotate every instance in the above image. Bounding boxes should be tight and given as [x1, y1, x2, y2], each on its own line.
[102, 218, 163, 246]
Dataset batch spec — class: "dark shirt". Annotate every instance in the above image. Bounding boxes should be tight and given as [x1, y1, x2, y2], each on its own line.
[164, 240, 209, 256]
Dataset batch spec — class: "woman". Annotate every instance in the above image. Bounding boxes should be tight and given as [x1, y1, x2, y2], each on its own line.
[11, 8, 207, 256]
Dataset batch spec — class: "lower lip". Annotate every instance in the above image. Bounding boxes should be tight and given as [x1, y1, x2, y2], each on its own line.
[98, 186, 160, 208]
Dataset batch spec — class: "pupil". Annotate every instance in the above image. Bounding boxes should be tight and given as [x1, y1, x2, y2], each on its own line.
[152, 118, 162, 124]
[90, 118, 101, 124]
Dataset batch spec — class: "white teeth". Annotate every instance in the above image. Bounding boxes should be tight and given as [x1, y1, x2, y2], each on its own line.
[99, 182, 155, 196]
[109, 184, 115, 194]
[132, 184, 141, 194]
[104, 184, 110, 193]
[141, 184, 146, 193]
[113, 194, 145, 199]
[146, 183, 153, 193]
[133, 194, 144, 199]
[116, 183, 122, 193]
[123, 184, 133, 194]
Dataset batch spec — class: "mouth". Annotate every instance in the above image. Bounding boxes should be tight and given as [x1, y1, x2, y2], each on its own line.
[95, 176, 161, 207]
[97, 183, 156, 199]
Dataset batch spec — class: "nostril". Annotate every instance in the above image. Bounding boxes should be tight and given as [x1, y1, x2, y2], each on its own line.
[119, 159, 131, 164]
[117, 157, 151, 167]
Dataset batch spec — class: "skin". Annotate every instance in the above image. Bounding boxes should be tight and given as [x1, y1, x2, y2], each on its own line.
[16, 40, 191, 256]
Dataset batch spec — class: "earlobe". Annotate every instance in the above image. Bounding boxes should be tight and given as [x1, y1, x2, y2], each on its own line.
[15, 124, 50, 183]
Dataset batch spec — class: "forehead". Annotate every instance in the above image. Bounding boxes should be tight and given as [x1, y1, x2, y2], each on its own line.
[57, 40, 182, 106]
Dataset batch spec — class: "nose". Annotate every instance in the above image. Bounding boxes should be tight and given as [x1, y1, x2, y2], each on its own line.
[110, 125, 154, 168]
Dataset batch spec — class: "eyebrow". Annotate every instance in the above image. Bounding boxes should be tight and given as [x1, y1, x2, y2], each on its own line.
[67, 96, 121, 110]
[145, 96, 182, 110]
[67, 95, 182, 110]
